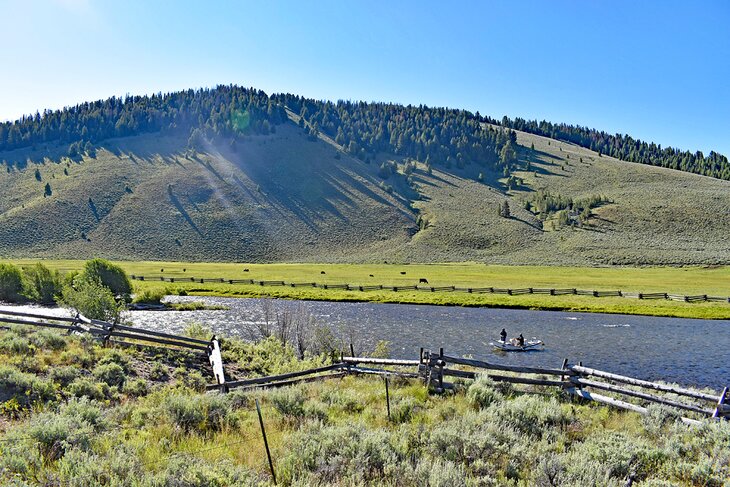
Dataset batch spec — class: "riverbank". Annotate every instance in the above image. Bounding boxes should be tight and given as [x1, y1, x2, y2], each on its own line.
[6, 260, 730, 319]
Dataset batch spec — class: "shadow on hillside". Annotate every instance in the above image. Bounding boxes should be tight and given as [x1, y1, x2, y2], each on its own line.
[167, 185, 203, 236]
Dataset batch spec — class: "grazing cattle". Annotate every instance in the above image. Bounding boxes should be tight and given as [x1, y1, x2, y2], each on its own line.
[243, 268, 249, 272]
[183, 268, 186, 272]
[369, 274, 374, 277]
[400, 271, 406, 275]
[321, 271, 326, 274]
[160, 268, 164, 272]
[419, 278, 429, 284]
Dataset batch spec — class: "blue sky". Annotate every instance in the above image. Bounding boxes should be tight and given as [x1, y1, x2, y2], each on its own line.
[2, 0, 728, 155]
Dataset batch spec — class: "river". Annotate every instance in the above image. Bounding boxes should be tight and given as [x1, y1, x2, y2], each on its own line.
[2, 296, 728, 389]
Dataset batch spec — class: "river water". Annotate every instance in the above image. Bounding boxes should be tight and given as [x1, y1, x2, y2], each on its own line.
[3, 296, 728, 389]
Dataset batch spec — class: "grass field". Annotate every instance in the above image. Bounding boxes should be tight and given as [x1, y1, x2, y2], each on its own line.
[8, 259, 730, 319]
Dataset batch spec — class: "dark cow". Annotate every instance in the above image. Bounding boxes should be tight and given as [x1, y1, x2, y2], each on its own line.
[160, 269, 164, 272]
[369, 274, 374, 277]
[419, 278, 429, 284]
[400, 271, 406, 275]
[321, 271, 326, 274]
[243, 268, 249, 272]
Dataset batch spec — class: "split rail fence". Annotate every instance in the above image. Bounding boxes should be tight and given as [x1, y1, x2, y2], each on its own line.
[2, 310, 726, 424]
[129, 275, 730, 304]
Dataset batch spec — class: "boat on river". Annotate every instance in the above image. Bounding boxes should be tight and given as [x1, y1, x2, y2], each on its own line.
[490, 338, 544, 352]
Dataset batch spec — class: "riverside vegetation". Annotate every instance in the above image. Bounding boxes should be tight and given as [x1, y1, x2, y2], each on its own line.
[5, 260, 730, 319]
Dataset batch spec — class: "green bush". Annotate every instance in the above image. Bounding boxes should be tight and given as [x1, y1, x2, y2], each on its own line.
[0, 365, 56, 404]
[50, 366, 82, 387]
[81, 258, 132, 302]
[59, 276, 125, 322]
[149, 361, 169, 381]
[92, 362, 126, 387]
[28, 398, 107, 462]
[0, 263, 26, 303]
[22, 263, 63, 304]
[132, 286, 168, 304]
[67, 377, 112, 401]
[29, 329, 68, 351]
[466, 375, 504, 409]
[165, 393, 232, 434]
[270, 386, 306, 419]
[122, 378, 149, 397]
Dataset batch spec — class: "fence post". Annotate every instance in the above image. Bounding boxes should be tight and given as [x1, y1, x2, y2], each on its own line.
[560, 358, 569, 382]
[712, 387, 728, 419]
[438, 348, 444, 391]
[385, 377, 391, 420]
[350, 343, 355, 358]
[255, 399, 277, 485]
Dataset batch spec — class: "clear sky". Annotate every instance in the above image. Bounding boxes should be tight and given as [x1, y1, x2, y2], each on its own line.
[2, 0, 728, 155]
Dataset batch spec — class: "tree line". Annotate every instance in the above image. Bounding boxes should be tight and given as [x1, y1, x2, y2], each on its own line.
[501, 117, 730, 181]
[0, 85, 288, 153]
[271, 94, 517, 172]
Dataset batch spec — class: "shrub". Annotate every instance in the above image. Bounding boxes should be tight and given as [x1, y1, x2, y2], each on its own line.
[270, 386, 306, 419]
[122, 378, 148, 397]
[391, 397, 420, 424]
[22, 263, 63, 304]
[165, 393, 232, 434]
[149, 362, 169, 381]
[467, 375, 504, 409]
[92, 362, 126, 387]
[59, 276, 125, 322]
[0, 263, 25, 303]
[81, 258, 132, 302]
[0, 365, 56, 404]
[30, 329, 68, 351]
[50, 366, 82, 387]
[28, 398, 106, 462]
[67, 377, 112, 401]
[132, 287, 168, 304]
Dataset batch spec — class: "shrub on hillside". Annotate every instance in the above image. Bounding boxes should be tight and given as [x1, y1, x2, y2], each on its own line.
[467, 375, 504, 409]
[0, 263, 26, 303]
[81, 259, 132, 302]
[92, 362, 126, 388]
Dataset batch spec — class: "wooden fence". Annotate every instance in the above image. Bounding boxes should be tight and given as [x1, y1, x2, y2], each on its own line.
[129, 275, 730, 304]
[201, 344, 727, 425]
[2, 309, 726, 424]
[0, 309, 225, 386]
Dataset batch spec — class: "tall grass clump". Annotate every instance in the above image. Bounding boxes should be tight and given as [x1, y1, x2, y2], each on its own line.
[165, 393, 233, 434]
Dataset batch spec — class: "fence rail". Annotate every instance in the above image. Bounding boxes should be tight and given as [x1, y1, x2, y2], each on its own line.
[128, 275, 730, 304]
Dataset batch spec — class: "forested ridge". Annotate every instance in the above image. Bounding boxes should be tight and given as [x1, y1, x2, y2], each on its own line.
[501, 117, 730, 180]
[1, 84, 727, 181]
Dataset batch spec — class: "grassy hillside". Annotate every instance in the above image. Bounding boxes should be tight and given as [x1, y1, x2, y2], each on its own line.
[1, 114, 729, 265]
[1, 326, 728, 486]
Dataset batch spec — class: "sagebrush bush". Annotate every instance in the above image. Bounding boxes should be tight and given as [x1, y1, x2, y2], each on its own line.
[466, 375, 503, 409]
[92, 362, 126, 387]
[0, 365, 56, 404]
[30, 329, 67, 351]
[50, 366, 82, 386]
[28, 398, 107, 461]
[67, 377, 112, 401]
[165, 393, 232, 434]
[270, 386, 306, 420]
[132, 286, 169, 304]
[122, 378, 149, 397]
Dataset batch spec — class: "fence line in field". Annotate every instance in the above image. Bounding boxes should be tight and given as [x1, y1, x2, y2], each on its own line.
[128, 274, 730, 304]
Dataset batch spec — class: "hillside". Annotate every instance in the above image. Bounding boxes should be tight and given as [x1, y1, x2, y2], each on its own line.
[1, 97, 729, 265]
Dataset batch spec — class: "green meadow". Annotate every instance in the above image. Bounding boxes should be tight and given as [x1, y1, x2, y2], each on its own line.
[7, 260, 730, 319]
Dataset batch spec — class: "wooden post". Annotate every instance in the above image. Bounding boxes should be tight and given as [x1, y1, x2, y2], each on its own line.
[560, 358, 569, 382]
[350, 343, 355, 358]
[712, 387, 728, 419]
[438, 348, 444, 391]
[255, 399, 277, 485]
[384, 377, 391, 420]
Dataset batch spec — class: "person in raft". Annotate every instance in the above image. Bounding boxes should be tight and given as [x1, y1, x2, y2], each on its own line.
[517, 334, 525, 347]
[500, 328, 507, 343]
